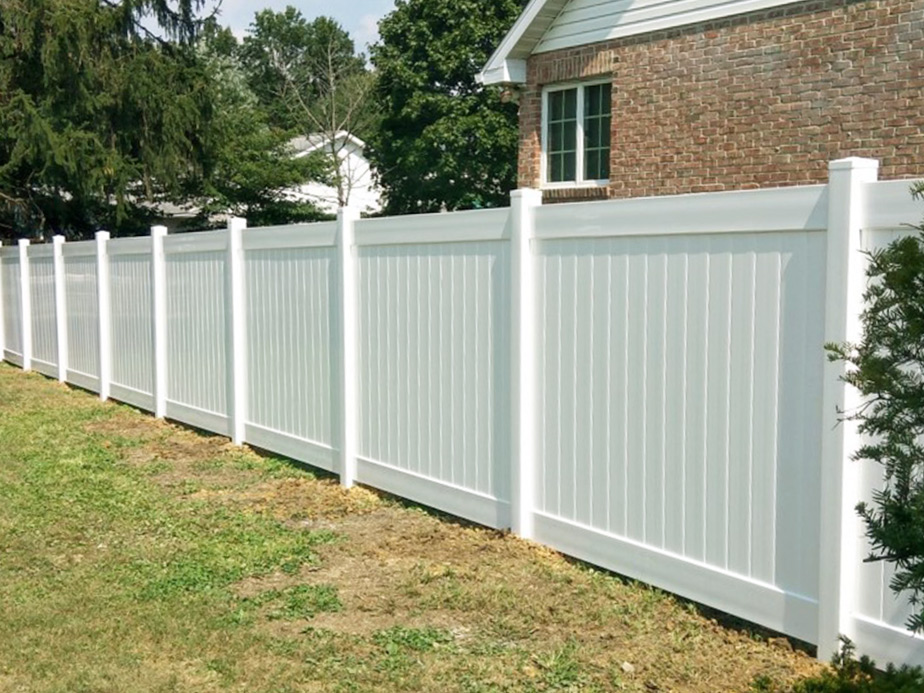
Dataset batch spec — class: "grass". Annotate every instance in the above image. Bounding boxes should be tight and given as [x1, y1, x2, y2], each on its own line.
[0, 363, 827, 692]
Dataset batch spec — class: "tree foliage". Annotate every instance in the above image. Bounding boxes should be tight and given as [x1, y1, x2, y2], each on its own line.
[0, 0, 215, 237]
[826, 182, 924, 633]
[368, 0, 525, 215]
[185, 24, 328, 227]
[239, 8, 378, 208]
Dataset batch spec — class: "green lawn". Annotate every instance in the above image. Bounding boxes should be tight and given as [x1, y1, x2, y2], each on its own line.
[0, 363, 824, 692]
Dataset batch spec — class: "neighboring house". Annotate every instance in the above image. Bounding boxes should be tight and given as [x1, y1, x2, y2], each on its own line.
[479, 0, 924, 203]
[151, 131, 383, 231]
[287, 131, 383, 216]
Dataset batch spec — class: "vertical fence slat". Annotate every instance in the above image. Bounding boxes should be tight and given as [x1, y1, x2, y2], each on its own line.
[19, 239, 32, 372]
[338, 207, 360, 488]
[152, 226, 168, 419]
[510, 188, 542, 537]
[817, 157, 880, 659]
[53, 235, 67, 382]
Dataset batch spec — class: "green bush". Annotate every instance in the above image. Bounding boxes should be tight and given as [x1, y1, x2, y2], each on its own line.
[753, 639, 924, 692]
[826, 181, 924, 633]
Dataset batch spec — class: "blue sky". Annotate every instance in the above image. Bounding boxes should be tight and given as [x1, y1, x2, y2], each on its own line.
[208, 0, 398, 50]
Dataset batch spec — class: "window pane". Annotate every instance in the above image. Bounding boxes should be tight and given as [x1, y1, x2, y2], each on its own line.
[549, 152, 563, 183]
[585, 118, 600, 149]
[586, 83, 610, 117]
[564, 88, 577, 119]
[550, 90, 563, 121]
[550, 121, 561, 152]
[562, 118, 576, 152]
[587, 84, 599, 115]
[584, 151, 598, 181]
[563, 151, 576, 181]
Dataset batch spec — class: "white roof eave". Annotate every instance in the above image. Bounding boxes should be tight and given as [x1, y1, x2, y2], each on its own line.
[478, 0, 564, 85]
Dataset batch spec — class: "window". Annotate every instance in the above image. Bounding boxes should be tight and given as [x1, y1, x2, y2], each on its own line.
[543, 82, 612, 186]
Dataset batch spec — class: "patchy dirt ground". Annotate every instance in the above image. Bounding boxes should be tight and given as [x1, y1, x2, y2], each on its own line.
[81, 399, 826, 692]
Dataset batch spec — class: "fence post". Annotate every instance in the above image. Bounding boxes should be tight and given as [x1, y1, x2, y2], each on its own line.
[0, 241, 5, 362]
[96, 231, 111, 401]
[19, 239, 32, 372]
[227, 217, 247, 445]
[817, 157, 880, 660]
[152, 226, 168, 419]
[510, 188, 542, 537]
[53, 235, 68, 382]
[337, 206, 360, 489]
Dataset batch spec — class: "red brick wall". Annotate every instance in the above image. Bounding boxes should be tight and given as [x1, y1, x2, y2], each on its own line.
[519, 0, 924, 202]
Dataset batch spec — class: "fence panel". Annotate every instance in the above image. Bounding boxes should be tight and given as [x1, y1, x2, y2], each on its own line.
[163, 232, 230, 435]
[109, 238, 155, 410]
[28, 246, 58, 378]
[63, 242, 100, 392]
[354, 209, 512, 528]
[532, 189, 828, 644]
[1, 247, 22, 365]
[243, 224, 339, 471]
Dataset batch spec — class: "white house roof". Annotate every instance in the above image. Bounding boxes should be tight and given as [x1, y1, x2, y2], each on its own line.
[289, 131, 368, 156]
[478, 0, 809, 85]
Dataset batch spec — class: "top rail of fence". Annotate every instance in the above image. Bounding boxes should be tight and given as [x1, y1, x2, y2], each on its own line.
[163, 229, 228, 255]
[62, 240, 97, 258]
[534, 184, 830, 241]
[26, 244, 54, 259]
[355, 207, 510, 246]
[243, 221, 338, 251]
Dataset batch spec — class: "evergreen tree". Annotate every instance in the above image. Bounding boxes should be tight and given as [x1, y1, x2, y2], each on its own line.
[0, 0, 212, 238]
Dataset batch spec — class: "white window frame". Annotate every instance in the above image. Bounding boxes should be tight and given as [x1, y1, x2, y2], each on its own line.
[540, 79, 612, 190]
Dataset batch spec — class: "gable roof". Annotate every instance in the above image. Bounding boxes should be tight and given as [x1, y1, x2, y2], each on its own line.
[478, 0, 809, 85]
[289, 131, 368, 157]
[478, 0, 569, 85]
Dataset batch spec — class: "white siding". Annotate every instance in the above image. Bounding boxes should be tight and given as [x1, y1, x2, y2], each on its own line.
[535, 0, 807, 54]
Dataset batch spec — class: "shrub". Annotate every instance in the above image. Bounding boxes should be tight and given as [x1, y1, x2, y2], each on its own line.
[826, 181, 924, 632]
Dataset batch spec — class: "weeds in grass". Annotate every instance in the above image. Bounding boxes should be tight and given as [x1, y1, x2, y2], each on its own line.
[0, 365, 828, 692]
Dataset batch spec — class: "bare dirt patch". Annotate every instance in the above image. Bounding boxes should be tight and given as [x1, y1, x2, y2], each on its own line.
[76, 398, 825, 691]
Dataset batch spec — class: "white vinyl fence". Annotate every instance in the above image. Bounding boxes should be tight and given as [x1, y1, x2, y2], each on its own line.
[1, 157, 922, 667]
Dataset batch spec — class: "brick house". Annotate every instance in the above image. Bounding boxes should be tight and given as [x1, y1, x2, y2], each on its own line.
[478, 0, 924, 203]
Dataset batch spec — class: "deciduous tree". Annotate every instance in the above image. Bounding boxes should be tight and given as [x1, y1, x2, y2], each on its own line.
[239, 9, 378, 209]
[187, 24, 328, 227]
[367, 0, 526, 215]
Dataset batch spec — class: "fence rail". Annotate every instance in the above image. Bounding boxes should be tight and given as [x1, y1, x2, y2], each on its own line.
[2, 157, 923, 667]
